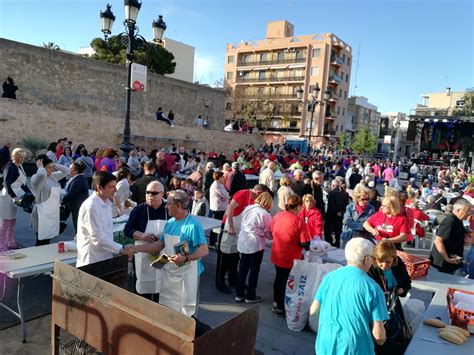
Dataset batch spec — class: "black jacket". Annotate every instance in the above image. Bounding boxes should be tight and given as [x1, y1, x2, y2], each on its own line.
[62, 174, 89, 230]
[368, 256, 412, 297]
[303, 181, 325, 217]
[326, 188, 349, 218]
[2, 163, 30, 198]
[229, 170, 246, 196]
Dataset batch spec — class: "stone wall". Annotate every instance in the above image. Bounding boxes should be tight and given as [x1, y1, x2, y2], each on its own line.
[0, 38, 224, 128]
[0, 99, 264, 157]
[0, 38, 265, 155]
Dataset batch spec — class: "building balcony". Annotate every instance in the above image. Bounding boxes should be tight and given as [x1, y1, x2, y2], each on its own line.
[236, 76, 305, 83]
[263, 127, 301, 133]
[323, 129, 337, 136]
[328, 75, 343, 84]
[325, 111, 337, 118]
[330, 56, 344, 66]
[328, 94, 340, 103]
[237, 57, 306, 67]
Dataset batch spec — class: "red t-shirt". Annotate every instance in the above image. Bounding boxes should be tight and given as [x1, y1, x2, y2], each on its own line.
[412, 208, 429, 237]
[271, 211, 311, 269]
[366, 211, 410, 241]
[299, 208, 323, 239]
[222, 189, 254, 224]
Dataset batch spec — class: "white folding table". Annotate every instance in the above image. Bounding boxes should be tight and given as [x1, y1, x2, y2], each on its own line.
[0, 244, 77, 342]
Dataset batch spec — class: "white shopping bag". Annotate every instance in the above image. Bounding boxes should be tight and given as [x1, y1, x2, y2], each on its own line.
[285, 260, 341, 331]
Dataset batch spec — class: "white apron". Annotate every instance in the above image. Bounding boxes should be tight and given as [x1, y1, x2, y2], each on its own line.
[37, 186, 60, 240]
[220, 192, 250, 254]
[0, 165, 27, 219]
[220, 213, 242, 254]
[159, 219, 199, 317]
[135, 218, 166, 294]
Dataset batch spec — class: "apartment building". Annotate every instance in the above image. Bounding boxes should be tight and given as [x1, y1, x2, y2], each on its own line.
[415, 88, 466, 117]
[347, 96, 380, 136]
[224, 20, 352, 146]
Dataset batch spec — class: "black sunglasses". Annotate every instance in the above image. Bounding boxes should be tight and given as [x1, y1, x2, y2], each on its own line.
[146, 191, 163, 196]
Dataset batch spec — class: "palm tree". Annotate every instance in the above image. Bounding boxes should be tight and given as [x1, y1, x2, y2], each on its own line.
[43, 42, 60, 50]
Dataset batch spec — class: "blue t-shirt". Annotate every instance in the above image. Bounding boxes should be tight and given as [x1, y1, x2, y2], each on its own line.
[382, 269, 397, 290]
[161, 215, 207, 274]
[315, 266, 389, 355]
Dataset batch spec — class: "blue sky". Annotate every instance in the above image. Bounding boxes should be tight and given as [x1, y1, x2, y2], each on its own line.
[1, 0, 472, 114]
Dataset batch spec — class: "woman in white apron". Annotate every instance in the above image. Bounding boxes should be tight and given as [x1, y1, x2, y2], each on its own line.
[0, 148, 30, 251]
[31, 155, 69, 246]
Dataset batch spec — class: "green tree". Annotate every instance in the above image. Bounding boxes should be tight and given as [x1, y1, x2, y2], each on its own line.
[43, 42, 60, 50]
[350, 128, 377, 155]
[337, 131, 348, 150]
[90, 36, 176, 75]
[453, 88, 474, 117]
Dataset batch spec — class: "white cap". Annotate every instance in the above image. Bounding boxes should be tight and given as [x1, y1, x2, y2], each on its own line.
[368, 181, 375, 188]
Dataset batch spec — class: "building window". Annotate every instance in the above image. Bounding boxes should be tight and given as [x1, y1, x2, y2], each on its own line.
[296, 50, 304, 59]
[342, 108, 345, 116]
[338, 89, 342, 97]
[337, 106, 341, 115]
[310, 66, 320, 76]
[345, 74, 349, 82]
[336, 125, 339, 131]
[226, 72, 234, 80]
[340, 71, 344, 79]
[260, 52, 268, 62]
[312, 48, 320, 58]
[341, 125, 344, 131]
[347, 57, 351, 66]
[277, 51, 285, 60]
[342, 54, 345, 62]
[226, 102, 232, 111]
[243, 54, 251, 63]
[344, 91, 347, 99]
[227, 55, 234, 64]
[259, 70, 266, 80]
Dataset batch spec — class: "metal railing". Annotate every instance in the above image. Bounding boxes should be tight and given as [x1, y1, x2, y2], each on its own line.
[323, 129, 337, 135]
[236, 76, 305, 83]
[237, 57, 306, 67]
[330, 56, 344, 66]
[237, 93, 299, 99]
[328, 75, 343, 84]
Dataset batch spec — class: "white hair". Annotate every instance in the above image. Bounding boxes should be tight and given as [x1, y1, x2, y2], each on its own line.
[345, 238, 374, 265]
[452, 198, 471, 213]
[294, 169, 303, 176]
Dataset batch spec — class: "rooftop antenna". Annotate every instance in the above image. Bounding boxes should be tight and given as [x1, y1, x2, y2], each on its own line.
[351, 42, 361, 96]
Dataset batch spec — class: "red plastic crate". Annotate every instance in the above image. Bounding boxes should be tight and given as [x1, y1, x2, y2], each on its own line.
[396, 251, 431, 279]
[447, 287, 474, 335]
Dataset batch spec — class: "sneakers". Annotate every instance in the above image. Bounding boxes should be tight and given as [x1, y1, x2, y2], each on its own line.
[272, 302, 278, 312]
[274, 308, 285, 318]
[245, 296, 262, 304]
[234, 296, 245, 303]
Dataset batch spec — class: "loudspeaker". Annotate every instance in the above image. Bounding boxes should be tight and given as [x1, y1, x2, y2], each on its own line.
[406, 121, 417, 141]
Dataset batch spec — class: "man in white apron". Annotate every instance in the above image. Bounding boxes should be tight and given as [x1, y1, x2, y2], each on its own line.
[123, 181, 168, 297]
[215, 184, 268, 294]
[131, 190, 208, 317]
[30, 156, 70, 246]
[76, 171, 134, 267]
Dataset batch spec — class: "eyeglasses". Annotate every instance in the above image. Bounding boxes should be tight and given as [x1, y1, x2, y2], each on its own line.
[146, 191, 163, 196]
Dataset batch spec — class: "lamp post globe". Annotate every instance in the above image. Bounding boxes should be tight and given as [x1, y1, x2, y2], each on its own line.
[100, 4, 116, 38]
[152, 15, 167, 43]
[124, 0, 142, 24]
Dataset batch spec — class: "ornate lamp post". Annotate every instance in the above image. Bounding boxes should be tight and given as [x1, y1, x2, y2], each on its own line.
[297, 83, 331, 153]
[100, 1, 167, 159]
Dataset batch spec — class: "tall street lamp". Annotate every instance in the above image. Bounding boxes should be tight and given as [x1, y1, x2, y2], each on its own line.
[100, 1, 167, 159]
[296, 83, 331, 153]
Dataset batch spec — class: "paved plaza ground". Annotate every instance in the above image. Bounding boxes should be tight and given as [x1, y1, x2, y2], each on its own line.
[0, 183, 435, 354]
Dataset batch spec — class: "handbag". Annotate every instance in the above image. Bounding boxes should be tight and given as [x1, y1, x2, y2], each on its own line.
[375, 287, 412, 355]
[15, 192, 35, 213]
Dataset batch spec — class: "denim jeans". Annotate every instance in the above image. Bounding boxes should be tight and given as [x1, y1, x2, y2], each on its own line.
[467, 245, 474, 279]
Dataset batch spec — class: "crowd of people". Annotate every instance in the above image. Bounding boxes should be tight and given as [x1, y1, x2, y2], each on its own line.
[0, 137, 473, 353]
